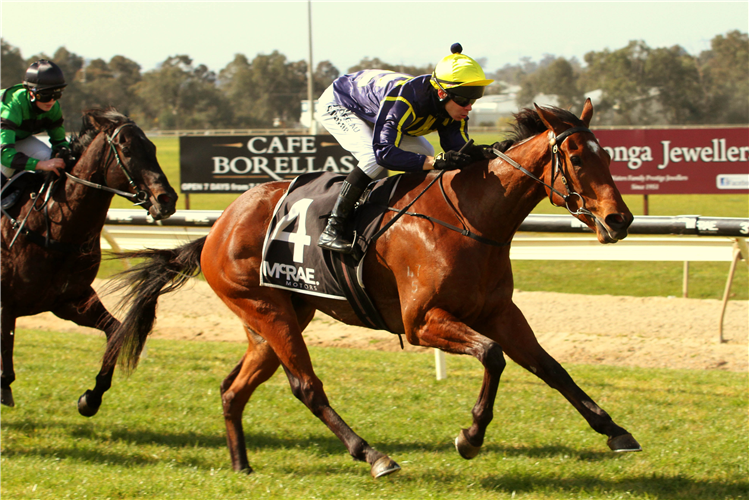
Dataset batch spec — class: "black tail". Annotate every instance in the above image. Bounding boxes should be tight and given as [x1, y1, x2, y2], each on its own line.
[103, 236, 206, 372]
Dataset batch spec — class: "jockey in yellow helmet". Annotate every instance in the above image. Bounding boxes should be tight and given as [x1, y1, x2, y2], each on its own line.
[315, 43, 496, 254]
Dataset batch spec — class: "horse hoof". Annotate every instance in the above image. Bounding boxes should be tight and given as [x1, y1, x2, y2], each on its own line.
[607, 433, 642, 453]
[77, 391, 101, 417]
[1, 388, 15, 407]
[455, 429, 481, 459]
[371, 456, 401, 478]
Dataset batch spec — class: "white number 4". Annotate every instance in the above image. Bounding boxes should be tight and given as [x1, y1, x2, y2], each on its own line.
[269, 198, 314, 263]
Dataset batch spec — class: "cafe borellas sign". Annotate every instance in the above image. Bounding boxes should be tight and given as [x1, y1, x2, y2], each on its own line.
[179, 135, 353, 193]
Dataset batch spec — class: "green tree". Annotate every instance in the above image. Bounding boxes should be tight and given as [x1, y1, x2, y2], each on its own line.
[699, 30, 749, 124]
[313, 60, 339, 94]
[77, 56, 142, 115]
[644, 45, 704, 124]
[581, 41, 653, 125]
[218, 54, 257, 127]
[516, 57, 583, 112]
[133, 55, 229, 129]
[1, 39, 26, 89]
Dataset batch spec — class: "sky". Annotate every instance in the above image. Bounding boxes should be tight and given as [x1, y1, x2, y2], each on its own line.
[2, 1, 748, 77]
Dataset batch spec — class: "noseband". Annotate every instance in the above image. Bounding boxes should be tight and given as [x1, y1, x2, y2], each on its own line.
[65, 122, 151, 209]
[492, 126, 596, 219]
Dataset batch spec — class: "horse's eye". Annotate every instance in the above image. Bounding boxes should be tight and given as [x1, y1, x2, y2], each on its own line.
[570, 155, 582, 167]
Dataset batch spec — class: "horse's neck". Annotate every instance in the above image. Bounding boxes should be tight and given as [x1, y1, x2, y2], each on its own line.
[59, 134, 115, 230]
[456, 135, 551, 242]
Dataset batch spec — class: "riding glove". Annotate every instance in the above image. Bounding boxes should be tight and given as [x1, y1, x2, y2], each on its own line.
[54, 147, 77, 169]
[433, 150, 473, 171]
[467, 141, 514, 161]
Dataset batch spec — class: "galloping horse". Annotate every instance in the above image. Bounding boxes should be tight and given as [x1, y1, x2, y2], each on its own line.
[105, 99, 639, 477]
[1, 108, 177, 416]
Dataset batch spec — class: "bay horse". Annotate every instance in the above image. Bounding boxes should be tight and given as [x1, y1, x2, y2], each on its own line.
[1, 108, 177, 416]
[105, 99, 639, 478]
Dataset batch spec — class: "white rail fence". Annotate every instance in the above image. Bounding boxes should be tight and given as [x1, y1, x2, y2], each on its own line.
[101, 210, 747, 379]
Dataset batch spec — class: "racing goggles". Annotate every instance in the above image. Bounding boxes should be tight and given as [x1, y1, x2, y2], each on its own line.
[448, 93, 477, 108]
[35, 89, 64, 102]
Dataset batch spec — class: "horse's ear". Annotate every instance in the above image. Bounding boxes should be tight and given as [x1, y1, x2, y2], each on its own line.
[86, 111, 107, 131]
[534, 103, 566, 135]
[580, 98, 594, 127]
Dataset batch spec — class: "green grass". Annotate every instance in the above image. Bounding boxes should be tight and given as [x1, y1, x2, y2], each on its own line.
[1, 329, 747, 499]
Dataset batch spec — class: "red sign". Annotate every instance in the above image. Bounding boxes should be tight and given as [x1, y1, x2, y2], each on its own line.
[592, 127, 749, 194]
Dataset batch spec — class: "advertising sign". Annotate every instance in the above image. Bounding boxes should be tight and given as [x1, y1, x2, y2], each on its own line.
[179, 135, 353, 193]
[593, 127, 749, 194]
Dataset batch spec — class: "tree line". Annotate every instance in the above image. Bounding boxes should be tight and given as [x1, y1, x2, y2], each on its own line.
[1, 30, 746, 130]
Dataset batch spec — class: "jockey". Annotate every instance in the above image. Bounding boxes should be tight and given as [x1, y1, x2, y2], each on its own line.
[315, 43, 495, 254]
[1, 59, 69, 188]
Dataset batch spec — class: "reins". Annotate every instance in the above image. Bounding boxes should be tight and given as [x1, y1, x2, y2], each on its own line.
[372, 126, 599, 249]
[368, 139, 512, 248]
[65, 123, 150, 206]
[4, 122, 151, 251]
[491, 126, 596, 219]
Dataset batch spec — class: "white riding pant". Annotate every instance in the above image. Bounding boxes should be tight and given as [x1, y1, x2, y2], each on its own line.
[1, 135, 52, 178]
[316, 85, 434, 179]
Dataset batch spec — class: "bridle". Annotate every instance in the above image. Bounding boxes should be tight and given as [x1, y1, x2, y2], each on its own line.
[492, 126, 596, 220]
[65, 122, 151, 208]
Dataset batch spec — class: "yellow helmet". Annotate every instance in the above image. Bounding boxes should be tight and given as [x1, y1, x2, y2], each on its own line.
[432, 43, 493, 100]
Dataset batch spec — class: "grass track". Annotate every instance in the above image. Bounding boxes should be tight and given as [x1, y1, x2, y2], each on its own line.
[1, 330, 747, 499]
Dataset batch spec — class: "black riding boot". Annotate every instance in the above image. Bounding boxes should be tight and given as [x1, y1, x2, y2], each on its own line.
[318, 170, 371, 254]
[0, 173, 21, 210]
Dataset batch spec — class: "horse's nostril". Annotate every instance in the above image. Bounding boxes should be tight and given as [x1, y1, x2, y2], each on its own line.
[157, 193, 172, 205]
[605, 213, 631, 230]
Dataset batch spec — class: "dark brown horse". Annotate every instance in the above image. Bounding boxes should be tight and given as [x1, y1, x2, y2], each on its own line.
[105, 99, 639, 478]
[1, 108, 177, 416]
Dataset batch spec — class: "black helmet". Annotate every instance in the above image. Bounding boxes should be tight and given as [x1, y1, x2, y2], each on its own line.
[23, 59, 67, 92]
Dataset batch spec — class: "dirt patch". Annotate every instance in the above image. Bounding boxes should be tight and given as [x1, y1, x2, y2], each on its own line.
[16, 279, 748, 372]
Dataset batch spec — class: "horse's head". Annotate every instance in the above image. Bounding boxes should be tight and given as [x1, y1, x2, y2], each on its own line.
[534, 99, 633, 243]
[80, 108, 178, 220]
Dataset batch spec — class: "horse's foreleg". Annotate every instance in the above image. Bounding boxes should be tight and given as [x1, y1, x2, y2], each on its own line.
[220, 334, 281, 474]
[495, 302, 641, 452]
[52, 291, 120, 417]
[415, 308, 507, 459]
[1, 308, 17, 407]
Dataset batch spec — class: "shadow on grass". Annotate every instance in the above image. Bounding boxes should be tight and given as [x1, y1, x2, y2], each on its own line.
[4, 417, 746, 499]
[477, 471, 749, 500]
[1, 416, 616, 473]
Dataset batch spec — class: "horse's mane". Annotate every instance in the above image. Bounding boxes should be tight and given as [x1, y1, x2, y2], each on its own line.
[496, 105, 585, 153]
[69, 107, 133, 157]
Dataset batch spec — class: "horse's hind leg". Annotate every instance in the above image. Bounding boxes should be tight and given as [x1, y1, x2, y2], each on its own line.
[494, 302, 641, 452]
[220, 290, 399, 478]
[52, 289, 120, 417]
[1, 308, 17, 407]
[220, 331, 281, 473]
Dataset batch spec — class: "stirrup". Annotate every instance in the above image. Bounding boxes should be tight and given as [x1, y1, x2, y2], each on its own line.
[318, 233, 355, 254]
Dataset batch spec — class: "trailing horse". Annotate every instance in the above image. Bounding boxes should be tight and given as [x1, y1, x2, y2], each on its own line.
[105, 99, 639, 477]
[1, 107, 177, 416]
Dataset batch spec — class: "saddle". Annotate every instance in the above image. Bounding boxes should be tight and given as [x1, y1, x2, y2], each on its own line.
[261, 172, 400, 332]
[1, 171, 86, 253]
[1, 171, 40, 210]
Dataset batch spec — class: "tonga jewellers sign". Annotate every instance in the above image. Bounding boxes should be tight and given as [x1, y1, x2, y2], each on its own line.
[594, 127, 749, 194]
[179, 135, 353, 193]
